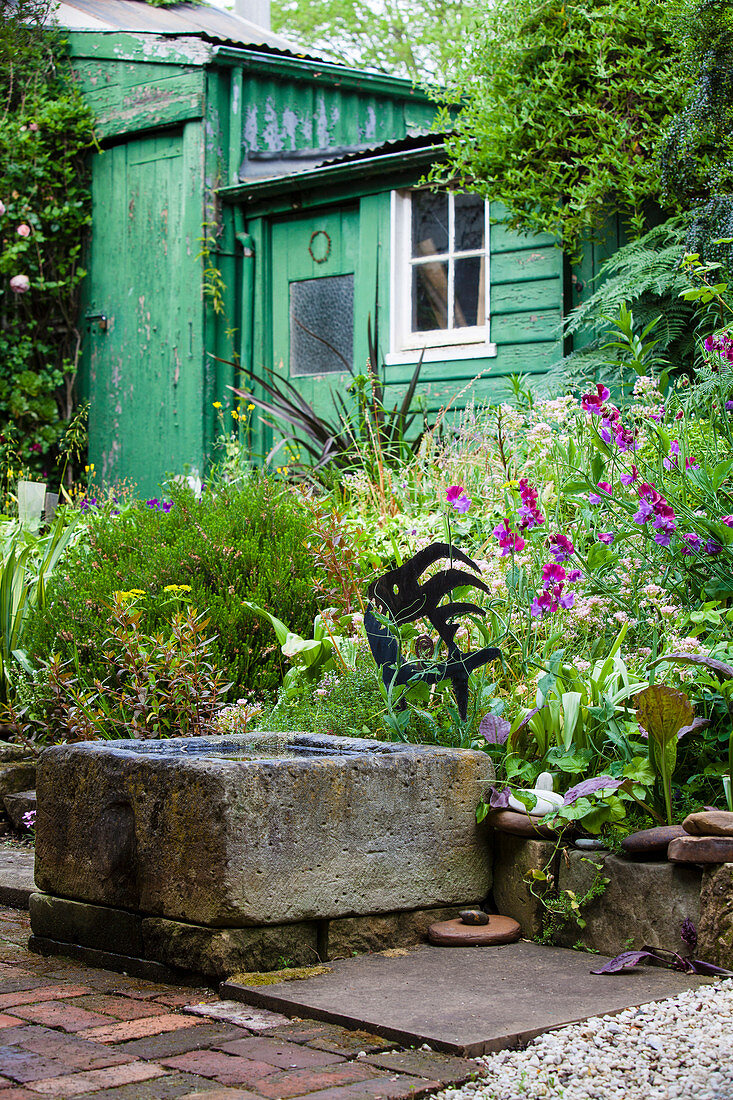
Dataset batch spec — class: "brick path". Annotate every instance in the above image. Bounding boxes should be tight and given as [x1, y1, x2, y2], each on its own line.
[0, 907, 478, 1099]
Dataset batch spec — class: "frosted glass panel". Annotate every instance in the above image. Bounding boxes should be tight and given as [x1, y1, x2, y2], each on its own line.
[290, 275, 354, 376]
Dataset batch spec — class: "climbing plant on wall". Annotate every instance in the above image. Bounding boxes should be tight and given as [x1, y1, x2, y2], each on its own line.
[660, 0, 733, 271]
[434, 0, 690, 253]
[0, 0, 95, 481]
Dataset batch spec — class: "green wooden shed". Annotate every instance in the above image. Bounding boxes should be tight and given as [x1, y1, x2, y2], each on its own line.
[61, 0, 604, 494]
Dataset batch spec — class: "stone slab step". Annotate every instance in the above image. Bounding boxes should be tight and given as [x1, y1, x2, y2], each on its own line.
[222, 940, 712, 1057]
[3, 788, 36, 831]
[0, 844, 35, 908]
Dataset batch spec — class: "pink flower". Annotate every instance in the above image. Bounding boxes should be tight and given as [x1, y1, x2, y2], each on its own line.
[581, 383, 610, 415]
[28, 122, 39, 132]
[620, 465, 639, 486]
[493, 520, 525, 556]
[446, 485, 471, 513]
[567, 568, 582, 583]
[9, 274, 29, 293]
[0, 200, 5, 217]
[597, 532, 615, 544]
[16, 223, 30, 238]
[721, 516, 733, 527]
[542, 562, 566, 588]
[549, 533, 574, 562]
[517, 478, 545, 530]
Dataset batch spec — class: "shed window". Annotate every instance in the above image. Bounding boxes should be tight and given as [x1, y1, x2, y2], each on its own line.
[390, 190, 495, 362]
[290, 275, 354, 376]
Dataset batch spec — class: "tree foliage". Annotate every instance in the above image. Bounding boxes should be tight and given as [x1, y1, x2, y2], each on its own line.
[435, 0, 690, 251]
[271, 0, 479, 82]
[660, 0, 733, 269]
[0, 0, 95, 480]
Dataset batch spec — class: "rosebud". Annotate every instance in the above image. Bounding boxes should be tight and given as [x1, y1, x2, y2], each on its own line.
[0, 200, 5, 217]
[28, 122, 39, 132]
[9, 274, 30, 293]
[16, 223, 30, 238]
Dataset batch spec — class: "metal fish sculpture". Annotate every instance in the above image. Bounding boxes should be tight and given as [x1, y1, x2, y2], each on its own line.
[364, 542, 502, 721]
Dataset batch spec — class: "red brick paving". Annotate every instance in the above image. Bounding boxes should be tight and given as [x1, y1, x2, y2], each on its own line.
[0, 905, 476, 1099]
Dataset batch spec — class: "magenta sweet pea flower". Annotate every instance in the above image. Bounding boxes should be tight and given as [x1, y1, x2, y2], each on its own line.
[567, 568, 582, 583]
[493, 520, 525, 556]
[620, 465, 639, 486]
[542, 562, 566, 588]
[597, 532, 615, 544]
[721, 516, 733, 527]
[446, 485, 472, 513]
[581, 383, 610, 415]
[705, 539, 724, 555]
[549, 533, 574, 562]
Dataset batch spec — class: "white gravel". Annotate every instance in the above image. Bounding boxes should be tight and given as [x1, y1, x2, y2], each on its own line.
[436, 979, 733, 1100]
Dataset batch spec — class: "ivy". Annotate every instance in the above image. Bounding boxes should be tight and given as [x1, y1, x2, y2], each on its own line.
[434, 0, 690, 253]
[0, 0, 95, 481]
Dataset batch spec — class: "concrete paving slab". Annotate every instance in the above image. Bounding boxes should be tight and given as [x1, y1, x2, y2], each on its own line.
[0, 845, 34, 908]
[221, 941, 712, 1056]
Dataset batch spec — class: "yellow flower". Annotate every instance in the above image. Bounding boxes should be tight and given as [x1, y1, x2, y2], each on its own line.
[164, 584, 193, 593]
[231, 410, 239, 420]
[248, 403, 255, 410]
[212, 401, 222, 409]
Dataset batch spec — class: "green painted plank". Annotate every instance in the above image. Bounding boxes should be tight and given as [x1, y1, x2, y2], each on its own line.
[78, 68, 205, 139]
[491, 276, 562, 315]
[491, 247, 562, 285]
[68, 31, 213, 66]
[492, 308, 562, 345]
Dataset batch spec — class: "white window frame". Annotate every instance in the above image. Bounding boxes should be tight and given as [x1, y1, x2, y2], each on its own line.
[387, 188, 497, 365]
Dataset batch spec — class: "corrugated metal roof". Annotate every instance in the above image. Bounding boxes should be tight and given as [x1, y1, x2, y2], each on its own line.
[52, 0, 318, 56]
[316, 131, 446, 169]
[237, 132, 444, 182]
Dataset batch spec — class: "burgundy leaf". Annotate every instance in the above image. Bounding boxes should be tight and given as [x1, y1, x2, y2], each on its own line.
[563, 775, 624, 805]
[650, 652, 733, 680]
[688, 959, 733, 977]
[487, 785, 512, 809]
[479, 714, 511, 745]
[591, 950, 657, 974]
[676, 716, 711, 739]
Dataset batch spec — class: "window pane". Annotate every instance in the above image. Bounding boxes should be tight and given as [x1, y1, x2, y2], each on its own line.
[454, 256, 484, 328]
[413, 262, 448, 331]
[411, 191, 449, 257]
[289, 275, 354, 376]
[454, 194, 485, 253]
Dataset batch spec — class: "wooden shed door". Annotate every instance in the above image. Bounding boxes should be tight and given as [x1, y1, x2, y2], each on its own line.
[85, 128, 202, 495]
[271, 208, 360, 436]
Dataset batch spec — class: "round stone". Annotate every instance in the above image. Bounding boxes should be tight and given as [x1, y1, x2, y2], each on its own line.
[621, 825, 686, 860]
[682, 811, 733, 838]
[459, 908, 489, 925]
[481, 809, 561, 839]
[427, 915, 521, 946]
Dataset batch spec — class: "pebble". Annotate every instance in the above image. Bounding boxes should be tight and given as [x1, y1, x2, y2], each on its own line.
[433, 979, 733, 1100]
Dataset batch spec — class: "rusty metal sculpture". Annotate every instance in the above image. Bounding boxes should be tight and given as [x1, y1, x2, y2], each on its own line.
[364, 542, 502, 721]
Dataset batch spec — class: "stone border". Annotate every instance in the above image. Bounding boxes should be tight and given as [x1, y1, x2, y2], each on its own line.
[491, 831, 733, 967]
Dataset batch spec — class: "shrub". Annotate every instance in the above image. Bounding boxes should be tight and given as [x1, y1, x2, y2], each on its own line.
[23, 477, 324, 697]
[0, 0, 95, 479]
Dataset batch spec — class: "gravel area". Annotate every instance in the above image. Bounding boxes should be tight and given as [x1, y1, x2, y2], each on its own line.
[436, 979, 733, 1100]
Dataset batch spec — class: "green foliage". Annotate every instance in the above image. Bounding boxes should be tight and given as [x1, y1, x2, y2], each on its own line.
[545, 219, 699, 393]
[0, 0, 95, 478]
[527, 854, 609, 945]
[271, 0, 480, 82]
[23, 478, 324, 697]
[11, 594, 229, 743]
[0, 512, 79, 704]
[660, 0, 733, 269]
[436, 0, 689, 251]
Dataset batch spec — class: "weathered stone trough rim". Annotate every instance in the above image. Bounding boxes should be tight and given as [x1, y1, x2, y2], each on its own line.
[38, 730, 489, 765]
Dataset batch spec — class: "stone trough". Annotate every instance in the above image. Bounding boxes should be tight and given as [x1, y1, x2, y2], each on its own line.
[30, 732, 494, 979]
